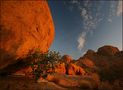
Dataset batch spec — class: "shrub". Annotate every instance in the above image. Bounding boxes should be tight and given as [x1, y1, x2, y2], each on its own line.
[29, 49, 62, 80]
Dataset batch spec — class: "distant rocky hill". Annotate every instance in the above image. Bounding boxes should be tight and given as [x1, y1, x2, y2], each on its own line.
[76, 45, 123, 81]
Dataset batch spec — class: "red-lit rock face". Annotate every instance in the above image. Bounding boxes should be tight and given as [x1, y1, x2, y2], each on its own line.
[97, 45, 119, 56]
[62, 55, 72, 64]
[67, 63, 85, 75]
[54, 63, 66, 74]
[77, 58, 95, 68]
[0, 1, 54, 70]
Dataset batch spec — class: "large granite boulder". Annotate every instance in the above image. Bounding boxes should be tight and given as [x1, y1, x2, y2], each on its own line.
[67, 63, 85, 75]
[62, 55, 72, 64]
[0, 0, 54, 72]
[97, 45, 119, 56]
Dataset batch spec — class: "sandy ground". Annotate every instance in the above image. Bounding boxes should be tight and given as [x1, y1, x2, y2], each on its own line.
[0, 75, 68, 90]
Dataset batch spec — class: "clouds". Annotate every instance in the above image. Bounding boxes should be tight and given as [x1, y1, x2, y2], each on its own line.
[68, 0, 122, 51]
[81, 8, 87, 17]
[80, 1, 105, 31]
[76, 1, 103, 50]
[77, 32, 86, 50]
[70, 0, 79, 4]
[108, 0, 122, 21]
[117, 0, 122, 16]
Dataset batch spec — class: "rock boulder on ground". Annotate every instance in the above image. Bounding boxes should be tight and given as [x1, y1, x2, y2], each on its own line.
[54, 63, 66, 74]
[76, 58, 95, 68]
[0, 0, 54, 72]
[62, 55, 72, 64]
[97, 45, 119, 56]
[67, 63, 85, 75]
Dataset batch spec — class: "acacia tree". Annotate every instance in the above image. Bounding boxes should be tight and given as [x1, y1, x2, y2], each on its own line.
[30, 49, 62, 80]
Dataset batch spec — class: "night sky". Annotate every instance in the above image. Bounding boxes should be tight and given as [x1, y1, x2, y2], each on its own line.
[48, 0, 122, 59]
